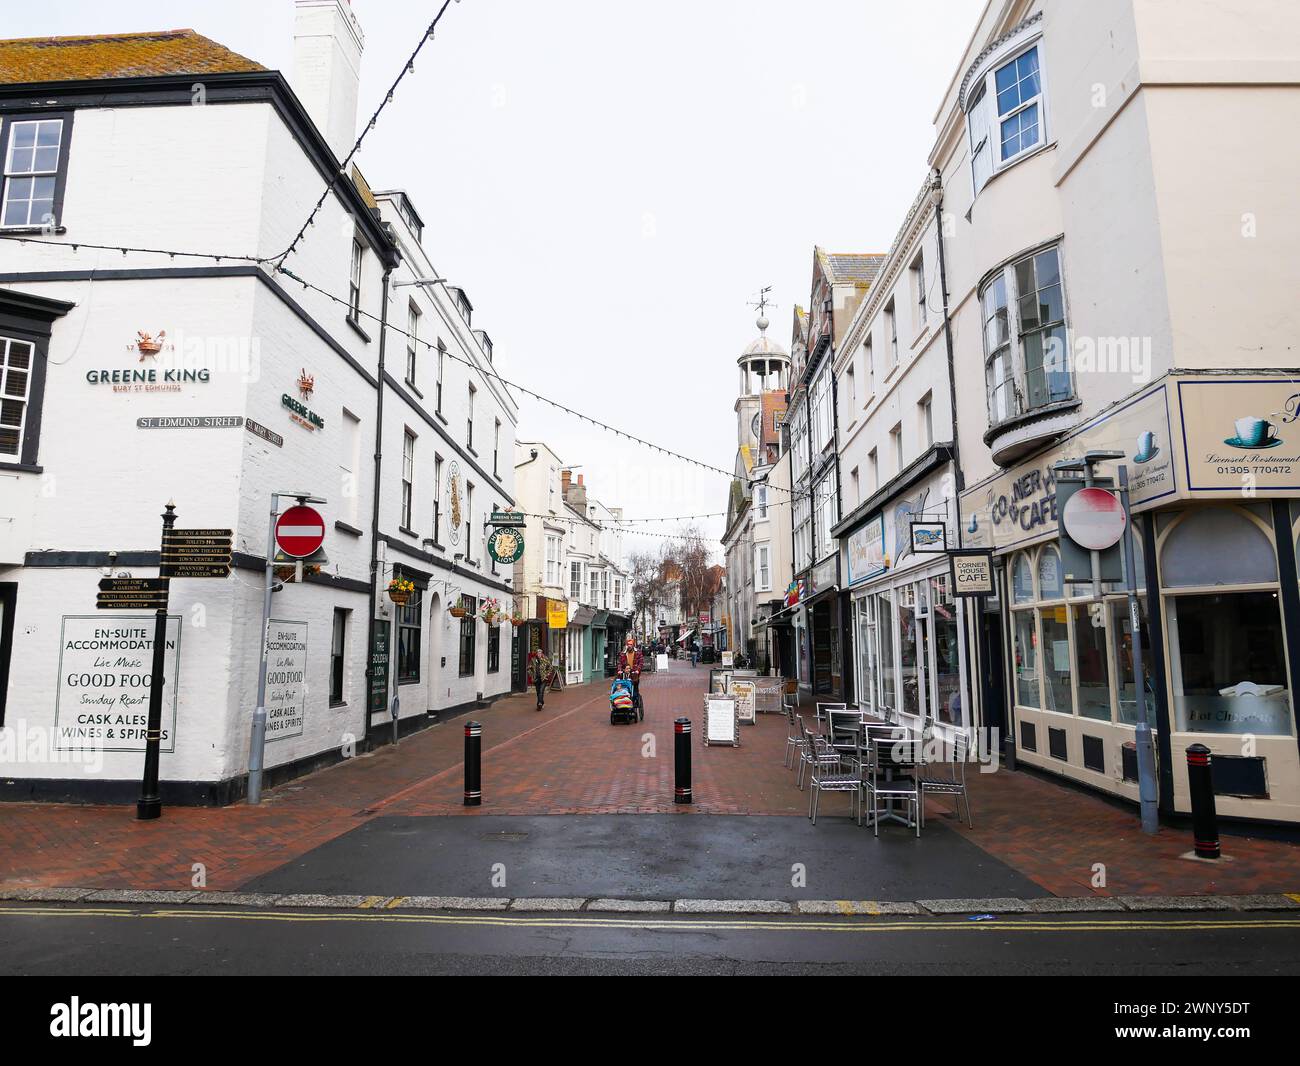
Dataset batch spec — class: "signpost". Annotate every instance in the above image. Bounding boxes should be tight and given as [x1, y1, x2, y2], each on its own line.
[97, 577, 169, 611]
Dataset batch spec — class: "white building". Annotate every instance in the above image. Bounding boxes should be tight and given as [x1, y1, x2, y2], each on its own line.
[0, 4, 517, 804]
[842, 0, 1300, 825]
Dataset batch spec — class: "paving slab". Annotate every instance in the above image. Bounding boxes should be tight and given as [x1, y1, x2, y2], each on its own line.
[1224, 893, 1300, 911]
[674, 899, 791, 914]
[1118, 894, 1235, 912]
[586, 898, 673, 913]
[1027, 896, 1126, 913]
[186, 892, 282, 907]
[272, 893, 376, 909]
[388, 896, 510, 911]
[1, 887, 94, 902]
[918, 897, 1032, 914]
[794, 899, 924, 915]
[84, 889, 199, 904]
[509, 898, 586, 912]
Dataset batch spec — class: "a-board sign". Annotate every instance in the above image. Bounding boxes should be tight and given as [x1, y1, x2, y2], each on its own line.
[730, 679, 757, 725]
[709, 668, 732, 695]
[656, 653, 669, 672]
[704, 694, 739, 747]
[721, 650, 734, 667]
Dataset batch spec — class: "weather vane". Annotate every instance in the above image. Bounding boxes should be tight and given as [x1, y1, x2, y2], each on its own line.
[749, 286, 775, 318]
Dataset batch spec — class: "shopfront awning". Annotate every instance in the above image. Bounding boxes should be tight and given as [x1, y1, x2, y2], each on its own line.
[591, 611, 609, 629]
[676, 628, 696, 643]
[571, 606, 597, 627]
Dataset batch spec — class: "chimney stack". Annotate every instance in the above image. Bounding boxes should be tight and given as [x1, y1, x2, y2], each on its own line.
[561, 470, 572, 495]
[292, 0, 365, 164]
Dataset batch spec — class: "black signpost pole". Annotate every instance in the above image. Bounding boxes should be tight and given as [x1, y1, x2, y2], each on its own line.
[136, 501, 176, 821]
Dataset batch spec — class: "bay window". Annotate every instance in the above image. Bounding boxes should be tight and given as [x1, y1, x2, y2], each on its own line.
[980, 243, 1072, 428]
[967, 39, 1046, 196]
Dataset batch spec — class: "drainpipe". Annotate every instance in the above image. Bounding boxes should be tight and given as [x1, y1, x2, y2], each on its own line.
[363, 267, 394, 750]
[932, 170, 964, 542]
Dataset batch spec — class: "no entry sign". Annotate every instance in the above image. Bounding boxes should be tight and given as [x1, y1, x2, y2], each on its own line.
[275, 504, 326, 558]
[1061, 487, 1126, 550]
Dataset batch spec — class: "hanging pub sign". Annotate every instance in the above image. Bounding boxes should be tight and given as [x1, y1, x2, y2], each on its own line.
[910, 520, 947, 554]
[487, 526, 525, 565]
[489, 510, 526, 527]
[948, 550, 996, 597]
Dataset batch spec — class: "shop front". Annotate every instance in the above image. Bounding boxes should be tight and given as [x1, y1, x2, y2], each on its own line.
[838, 464, 973, 738]
[805, 555, 847, 701]
[960, 373, 1300, 824]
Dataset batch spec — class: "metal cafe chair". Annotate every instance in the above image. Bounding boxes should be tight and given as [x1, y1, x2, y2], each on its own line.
[919, 730, 973, 828]
[826, 706, 861, 750]
[808, 722, 865, 826]
[783, 705, 803, 770]
[796, 714, 842, 792]
[866, 735, 923, 837]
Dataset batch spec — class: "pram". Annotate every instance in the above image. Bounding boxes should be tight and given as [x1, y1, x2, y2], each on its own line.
[609, 673, 642, 725]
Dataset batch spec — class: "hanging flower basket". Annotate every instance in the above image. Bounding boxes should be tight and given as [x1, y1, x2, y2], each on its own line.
[449, 604, 468, 619]
[387, 576, 414, 607]
[478, 597, 502, 625]
[509, 614, 525, 627]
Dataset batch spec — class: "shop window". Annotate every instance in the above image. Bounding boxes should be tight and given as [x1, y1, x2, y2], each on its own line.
[856, 597, 877, 715]
[1162, 508, 1277, 587]
[1011, 553, 1034, 604]
[1040, 605, 1071, 714]
[1012, 608, 1039, 708]
[487, 624, 501, 673]
[878, 587, 896, 712]
[1165, 591, 1291, 736]
[1037, 544, 1064, 600]
[1110, 597, 1153, 725]
[1073, 602, 1109, 721]
[931, 575, 962, 726]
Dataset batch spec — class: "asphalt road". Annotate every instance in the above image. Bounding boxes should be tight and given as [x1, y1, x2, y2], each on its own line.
[244, 814, 1046, 901]
[5, 902, 1300, 976]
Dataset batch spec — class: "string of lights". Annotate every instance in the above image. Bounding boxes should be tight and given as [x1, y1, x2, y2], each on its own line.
[272, 0, 458, 267]
[0, 232, 264, 263]
[273, 264, 809, 498]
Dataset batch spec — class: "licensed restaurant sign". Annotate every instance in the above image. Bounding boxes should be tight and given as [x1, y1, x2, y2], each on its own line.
[1177, 377, 1300, 493]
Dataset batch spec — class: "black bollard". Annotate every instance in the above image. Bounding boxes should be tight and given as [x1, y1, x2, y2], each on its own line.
[1186, 744, 1219, 859]
[674, 717, 692, 805]
[464, 720, 482, 807]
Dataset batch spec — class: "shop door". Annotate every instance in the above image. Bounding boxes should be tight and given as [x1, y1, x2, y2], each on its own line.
[979, 606, 1006, 735]
[898, 581, 929, 720]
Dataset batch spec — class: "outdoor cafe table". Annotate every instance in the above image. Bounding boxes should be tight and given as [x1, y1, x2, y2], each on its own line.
[831, 714, 921, 829]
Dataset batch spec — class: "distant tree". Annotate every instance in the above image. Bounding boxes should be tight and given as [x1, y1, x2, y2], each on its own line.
[629, 549, 667, 639]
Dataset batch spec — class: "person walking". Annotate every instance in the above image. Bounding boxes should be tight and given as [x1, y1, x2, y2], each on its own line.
[616, 636, 644, 719]
[527, 646, 552, 711]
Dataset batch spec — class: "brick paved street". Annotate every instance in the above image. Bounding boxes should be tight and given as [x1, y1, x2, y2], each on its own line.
[2, 664, 1300, 899]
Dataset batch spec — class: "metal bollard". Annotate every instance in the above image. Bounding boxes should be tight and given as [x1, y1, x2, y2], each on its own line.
[1185, 743, 1219, 859]
[464, 720, 482, 807]
[674, 717, 693, 805]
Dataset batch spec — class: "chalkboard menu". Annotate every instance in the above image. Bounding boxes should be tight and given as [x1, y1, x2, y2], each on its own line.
[369, 621, 390, 715]
[730, 679, 757, 725]
[704, 695, 739, 747]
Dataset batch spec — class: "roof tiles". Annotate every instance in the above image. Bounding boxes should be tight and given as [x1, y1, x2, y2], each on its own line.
[0, 29, 265, 85]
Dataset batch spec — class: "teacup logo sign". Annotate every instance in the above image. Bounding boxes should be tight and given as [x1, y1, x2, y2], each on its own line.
[1133, 430, 1159, 464]
[282, 369, 325, 431]
[1225, 414, 1282, 450]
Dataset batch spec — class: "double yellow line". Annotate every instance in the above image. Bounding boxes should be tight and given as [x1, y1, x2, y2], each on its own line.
[4, 904, 1300, 937]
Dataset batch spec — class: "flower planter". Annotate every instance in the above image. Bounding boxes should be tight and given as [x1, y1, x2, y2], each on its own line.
[388, 590, 409, 607]
[449, 606, 467, 619]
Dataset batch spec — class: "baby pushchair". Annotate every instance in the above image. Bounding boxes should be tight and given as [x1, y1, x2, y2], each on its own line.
[609, 673, 642, 725]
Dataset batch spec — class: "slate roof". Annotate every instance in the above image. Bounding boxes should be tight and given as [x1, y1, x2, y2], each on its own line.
[0, 29, 265, 85]
[816, 249, 887, 286]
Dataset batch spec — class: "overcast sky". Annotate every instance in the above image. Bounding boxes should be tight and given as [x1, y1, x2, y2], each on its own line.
[20, 0, 985, 559]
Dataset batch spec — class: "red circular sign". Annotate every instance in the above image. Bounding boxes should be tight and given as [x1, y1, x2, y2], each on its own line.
[276, 504, 325, 558]
[1061, 487, 1126, 550]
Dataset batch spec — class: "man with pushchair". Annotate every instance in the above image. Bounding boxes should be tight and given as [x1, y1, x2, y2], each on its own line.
[617, 636, 644, 714]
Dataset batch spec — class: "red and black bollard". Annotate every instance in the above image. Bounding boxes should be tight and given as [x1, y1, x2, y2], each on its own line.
[674, 717, 692, 805]
[464, 720, 482, 807]
[1186, 743, 1220, 859]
